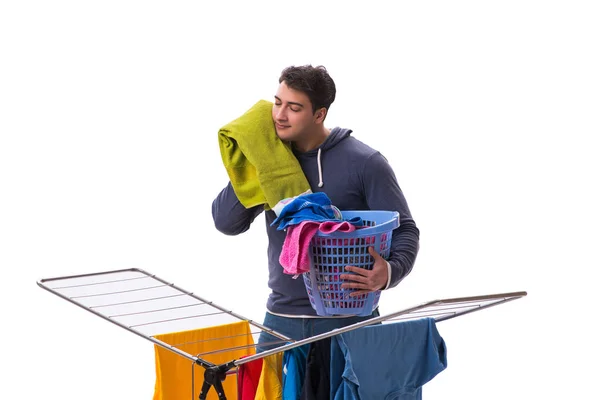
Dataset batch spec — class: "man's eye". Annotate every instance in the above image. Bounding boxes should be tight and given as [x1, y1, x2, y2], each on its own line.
[290, 107, 300, 112]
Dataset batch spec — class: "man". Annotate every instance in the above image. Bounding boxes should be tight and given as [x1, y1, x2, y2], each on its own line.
[212, 65, 419, 348]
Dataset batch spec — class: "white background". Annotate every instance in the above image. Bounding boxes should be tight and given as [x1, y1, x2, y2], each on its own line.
[1, 1, 599, 399]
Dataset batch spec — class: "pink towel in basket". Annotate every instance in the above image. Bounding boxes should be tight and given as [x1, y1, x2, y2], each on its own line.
[280, 220, 357, 278]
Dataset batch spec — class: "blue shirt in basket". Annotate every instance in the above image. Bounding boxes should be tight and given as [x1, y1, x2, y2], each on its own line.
[212, 65, 420, 342]
[271, 191, 363, 231]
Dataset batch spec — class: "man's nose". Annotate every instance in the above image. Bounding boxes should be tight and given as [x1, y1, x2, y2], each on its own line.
[275, 107, 287, 121]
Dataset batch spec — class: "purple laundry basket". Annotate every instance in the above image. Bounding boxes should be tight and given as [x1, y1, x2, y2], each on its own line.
[303, 210, 400, 316]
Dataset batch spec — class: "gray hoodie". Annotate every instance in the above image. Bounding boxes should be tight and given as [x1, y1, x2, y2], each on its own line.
[212, 127, 420, 315]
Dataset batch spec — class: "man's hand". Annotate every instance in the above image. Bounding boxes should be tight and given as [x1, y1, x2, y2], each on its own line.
[340, 246, 388, 297]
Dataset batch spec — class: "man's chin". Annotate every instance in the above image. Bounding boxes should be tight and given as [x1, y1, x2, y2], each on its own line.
[275, 130, 293, 142]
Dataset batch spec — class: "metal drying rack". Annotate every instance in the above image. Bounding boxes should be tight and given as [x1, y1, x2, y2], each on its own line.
[37, 268, 527, 400]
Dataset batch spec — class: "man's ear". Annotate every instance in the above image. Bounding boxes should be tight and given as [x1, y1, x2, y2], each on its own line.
[314, 107, 327, 123]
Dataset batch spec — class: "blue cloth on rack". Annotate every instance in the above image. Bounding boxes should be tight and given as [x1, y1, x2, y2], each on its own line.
[271, 192, 362, 231]
[282, 344, 310, 400]
[330, 318, 447, 400]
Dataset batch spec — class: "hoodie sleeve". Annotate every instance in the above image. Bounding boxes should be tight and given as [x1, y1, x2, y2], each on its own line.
[212, 182, 264, 235]
[362, 152, 420, 289]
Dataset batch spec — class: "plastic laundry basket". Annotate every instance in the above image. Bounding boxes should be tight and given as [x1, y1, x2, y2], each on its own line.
[303, 210, 400, 317]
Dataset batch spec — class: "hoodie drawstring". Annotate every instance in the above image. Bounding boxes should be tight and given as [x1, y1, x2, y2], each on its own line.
[317, 147, 324, 188]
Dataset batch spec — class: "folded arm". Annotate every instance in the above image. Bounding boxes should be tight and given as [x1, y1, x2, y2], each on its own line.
[212, 182, 264, 235]
[364, 152, 420, 290]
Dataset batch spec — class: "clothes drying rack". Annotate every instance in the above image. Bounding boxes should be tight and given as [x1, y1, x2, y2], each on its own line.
[37, 268, 526, 400]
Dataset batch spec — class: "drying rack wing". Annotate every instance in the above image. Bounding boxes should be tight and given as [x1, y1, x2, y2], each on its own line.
[37, 268, 290, 368]
[233, 290, 528, 366]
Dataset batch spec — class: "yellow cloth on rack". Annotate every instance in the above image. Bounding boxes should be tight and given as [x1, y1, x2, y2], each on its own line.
[218, 99, 311, 210]
[153, 321, 255, 400]
[253, 352, 284, 400]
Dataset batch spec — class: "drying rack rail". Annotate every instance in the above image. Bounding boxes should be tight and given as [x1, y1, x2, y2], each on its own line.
[37, 268, 527, 400]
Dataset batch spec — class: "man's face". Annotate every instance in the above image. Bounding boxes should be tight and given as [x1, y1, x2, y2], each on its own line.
[272, 81, 316, 142]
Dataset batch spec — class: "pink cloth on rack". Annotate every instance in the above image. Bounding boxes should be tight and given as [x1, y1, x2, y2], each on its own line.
[279, 220, 357, 277]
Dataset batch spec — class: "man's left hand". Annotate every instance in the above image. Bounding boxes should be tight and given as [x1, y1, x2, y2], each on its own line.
[340, 246, 388, 297]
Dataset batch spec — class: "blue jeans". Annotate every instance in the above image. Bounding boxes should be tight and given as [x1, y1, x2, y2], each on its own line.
[256, 309, 380, 352]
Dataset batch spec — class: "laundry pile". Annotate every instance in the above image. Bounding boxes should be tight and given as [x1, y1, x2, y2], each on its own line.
[240, 317, 448, 399]
[271, 192, 364, 279]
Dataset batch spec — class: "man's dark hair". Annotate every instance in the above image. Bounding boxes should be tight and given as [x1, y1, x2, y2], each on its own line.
[279, 65, 336, 114]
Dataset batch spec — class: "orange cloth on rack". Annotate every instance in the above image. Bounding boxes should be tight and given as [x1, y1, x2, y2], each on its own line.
[153, 321, 255, 400]
[254, 352, 284, 400]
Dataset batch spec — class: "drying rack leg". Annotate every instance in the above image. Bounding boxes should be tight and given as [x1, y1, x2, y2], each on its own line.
[198, 366, 228, 400]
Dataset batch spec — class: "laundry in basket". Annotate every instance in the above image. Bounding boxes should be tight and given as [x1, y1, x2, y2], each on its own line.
[279, 220, 360, 278]
[303, 210, 400, 317]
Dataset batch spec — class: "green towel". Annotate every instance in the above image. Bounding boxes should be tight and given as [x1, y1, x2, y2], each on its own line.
[218, 99, 311, 210]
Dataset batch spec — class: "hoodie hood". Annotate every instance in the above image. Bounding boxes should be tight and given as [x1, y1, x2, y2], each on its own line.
[293, 127, 352, 188]
[294, 127, 352, 155]
[318, 126, 353, 151]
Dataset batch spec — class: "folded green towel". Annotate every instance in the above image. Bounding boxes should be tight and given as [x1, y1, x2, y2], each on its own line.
[218, 99, 311, 210]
